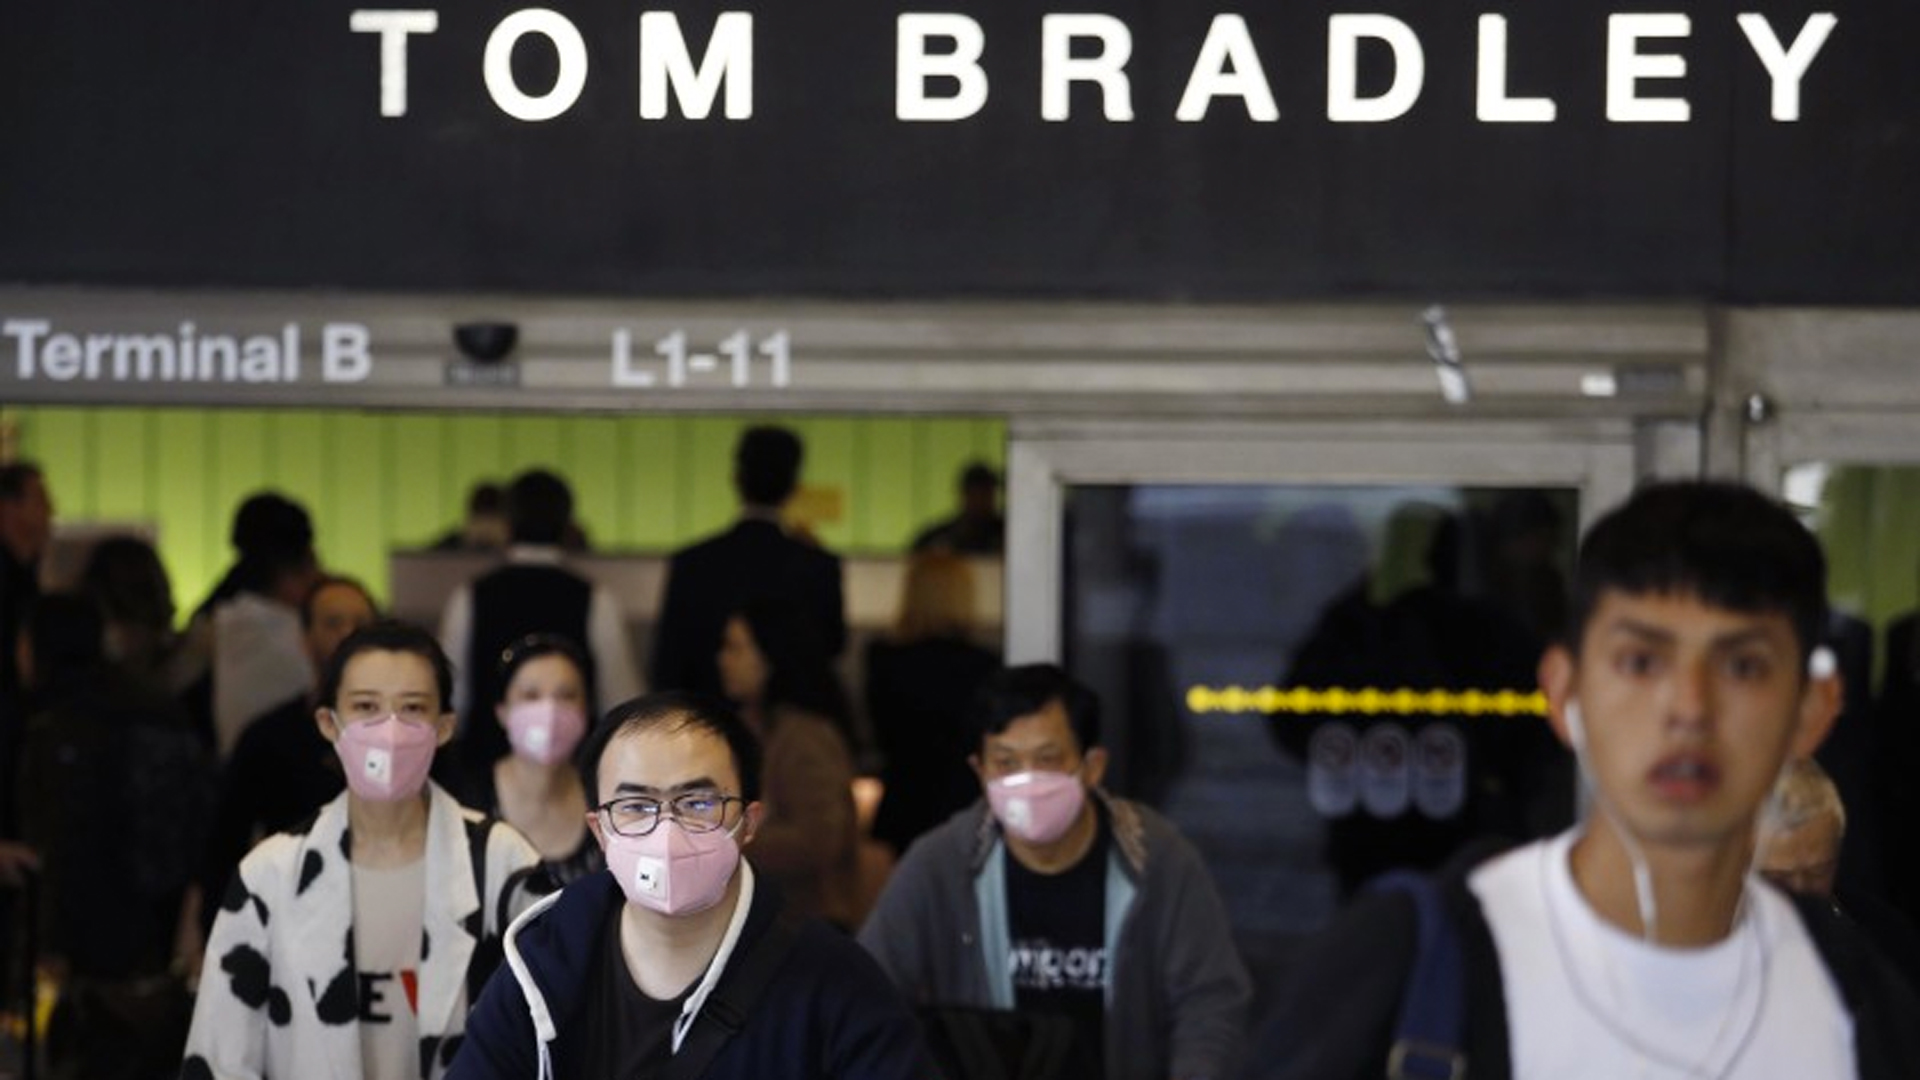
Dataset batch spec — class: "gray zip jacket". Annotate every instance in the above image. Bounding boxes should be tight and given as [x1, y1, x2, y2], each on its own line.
[857, 791, 1250, 1080]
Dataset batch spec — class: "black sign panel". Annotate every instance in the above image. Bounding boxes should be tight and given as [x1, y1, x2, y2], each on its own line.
[1, 2, 1913, 301]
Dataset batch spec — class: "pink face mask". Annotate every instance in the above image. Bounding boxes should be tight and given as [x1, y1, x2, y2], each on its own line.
[986, 770, 1086, 844]
[603, 820, 742, 916]
[504, 700, 588, 766]
[333, 714, 438, 802]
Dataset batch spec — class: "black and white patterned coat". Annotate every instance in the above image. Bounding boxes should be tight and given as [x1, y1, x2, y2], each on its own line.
[182, 783, 540, 1079]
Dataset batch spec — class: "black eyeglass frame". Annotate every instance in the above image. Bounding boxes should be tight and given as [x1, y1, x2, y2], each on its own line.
[591, 791, 745, 837]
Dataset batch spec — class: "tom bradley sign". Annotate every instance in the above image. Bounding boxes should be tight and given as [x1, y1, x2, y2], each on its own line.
[1, 2, 1916, 301]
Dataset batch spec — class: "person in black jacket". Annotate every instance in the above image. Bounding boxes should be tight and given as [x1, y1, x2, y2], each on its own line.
[648, 426, 846, 699]
[1262, 481, 1920, 1079]
[448, 691, 932, 1079]
[864, 550, 1000, 855]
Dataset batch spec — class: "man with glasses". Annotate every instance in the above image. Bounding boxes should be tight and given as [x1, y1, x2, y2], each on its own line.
[450, 691, 932, 1079]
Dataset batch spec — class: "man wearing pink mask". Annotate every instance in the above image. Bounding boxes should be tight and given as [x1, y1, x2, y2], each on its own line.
[448, 691, 934, 1079]
[858, 664, 1250, 1080]
[183, 621, 542, 1080]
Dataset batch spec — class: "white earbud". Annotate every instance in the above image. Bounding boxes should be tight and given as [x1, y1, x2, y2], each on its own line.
[1809, 645, 1837, 680]
[1565, 700, 1586, 752]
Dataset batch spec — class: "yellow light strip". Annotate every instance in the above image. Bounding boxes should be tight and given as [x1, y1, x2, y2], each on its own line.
[1185, 685, 1548, 718]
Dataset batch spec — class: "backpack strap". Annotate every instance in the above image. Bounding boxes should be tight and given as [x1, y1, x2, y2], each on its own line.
[665, 910, 803, 1080]
[1369, 870, 1467, 1080]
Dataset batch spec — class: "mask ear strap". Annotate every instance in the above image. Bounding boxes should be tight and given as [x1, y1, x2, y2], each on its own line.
[1564, 699, 1660, 942]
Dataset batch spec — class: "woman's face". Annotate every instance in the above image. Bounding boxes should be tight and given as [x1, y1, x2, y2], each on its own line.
[496, 653, 587, 725]
[717, 616, 769, 705]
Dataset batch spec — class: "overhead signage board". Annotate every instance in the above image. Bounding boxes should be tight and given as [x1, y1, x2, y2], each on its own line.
[1, 3, 1914, 302]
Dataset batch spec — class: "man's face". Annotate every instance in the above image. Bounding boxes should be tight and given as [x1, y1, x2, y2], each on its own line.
[305, 583, 376, 670]
[973, 698, 1106, 788]
[1759, 814, 1842, 898]
[590, 723, 758, 850]
[1541, 590, 1837, 857]
[0, 473, 53, 562]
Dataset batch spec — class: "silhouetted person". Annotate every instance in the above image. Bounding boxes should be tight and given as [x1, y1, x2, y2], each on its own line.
[16, 593, 211, 1079]
[649, 426, 846, 698]
[440, 468, 640, 788]
[1273, 504, 1570, 898]
[864, 551, 1000, 855]
[178, 492, 321, 756]
[0, 461, 53, 831]
[432, 482, 509, 552]
[911, 460, 1005, 555]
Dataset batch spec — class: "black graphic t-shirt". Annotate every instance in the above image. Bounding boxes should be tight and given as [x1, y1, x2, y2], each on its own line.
[1004, 811, 1109, 1078]
[558, 901, 689, 1079]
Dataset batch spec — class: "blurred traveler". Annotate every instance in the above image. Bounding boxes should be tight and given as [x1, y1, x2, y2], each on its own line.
[864, 551, 1000, 855]
[649, 425, 846, 698]
[1263, 481, 1920, 1080]
[449, 691, 933, 1079]
[17, 593, 211, 1080]
[432, 481, 510, 552]
[79, 533, 197, 694]
[470, 633, 600, 885]
[718, 599, 868, 928]
[182, 621, 540, 1079]
[439, 468, 640, 786]
[0, 461, 54, 830]
[859, 663, 1250, 1080]
[910, 460, 1004, 556]
[1759, 757, 1920, 991]
[178, 491, 321, 757]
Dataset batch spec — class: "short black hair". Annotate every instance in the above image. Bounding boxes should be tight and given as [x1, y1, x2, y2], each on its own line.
[1568, 480, 1828, 661]
[0, 461, 44, 500]
[494, 632, 591, 704]
[970, 663, 1102, 754]
[468, 482, 505, 515]
[316, 619, 455, 713]
[506, 469, 574, 545]
[230, 492, 313, 558]
[579, 691, 764, 805]
[961, 461, 1000, 491]
[734, 426, 802, 507]
[300, 575, 377, 630]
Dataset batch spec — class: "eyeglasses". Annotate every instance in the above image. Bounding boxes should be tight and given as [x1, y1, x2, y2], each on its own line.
[594, 791, 743, 838]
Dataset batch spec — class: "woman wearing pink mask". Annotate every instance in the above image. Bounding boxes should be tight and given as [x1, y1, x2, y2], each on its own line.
[479, 634, 601, 885]
[183, 621, 540, 1080]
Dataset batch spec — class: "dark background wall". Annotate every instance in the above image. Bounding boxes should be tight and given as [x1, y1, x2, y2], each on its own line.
[2, 1, 1914, 301]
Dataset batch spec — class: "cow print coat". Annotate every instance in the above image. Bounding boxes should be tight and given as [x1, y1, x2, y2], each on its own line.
[181, 782, 541, 1079]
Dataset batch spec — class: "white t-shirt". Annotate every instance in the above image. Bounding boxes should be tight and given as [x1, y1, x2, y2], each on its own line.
[1469, 831, 1855, 1080]
[352, 859, 427, 1080]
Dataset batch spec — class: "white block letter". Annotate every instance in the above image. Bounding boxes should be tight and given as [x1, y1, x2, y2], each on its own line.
[322, 324, 373, 382]
[897, 14, 987, 122]
[1737, 13, 1836, 122]
[1328, 15, 1424, 123]
[1476, 15, 1555, 122]
[640, 11, 753, 120]
[484, 9, 588, 122]
[4, 320, 48, 379]
[1041, 14, 1133, 122]
[1176, 15, 1278, 122]
[1608, 14, 1691, 122]
[349, 10, 440, 117]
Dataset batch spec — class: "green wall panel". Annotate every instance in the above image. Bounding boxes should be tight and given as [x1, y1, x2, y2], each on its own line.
[9, 406, 1005, 626]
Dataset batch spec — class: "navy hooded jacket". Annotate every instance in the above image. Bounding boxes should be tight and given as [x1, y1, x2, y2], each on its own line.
[447, 864, 934, 1079]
